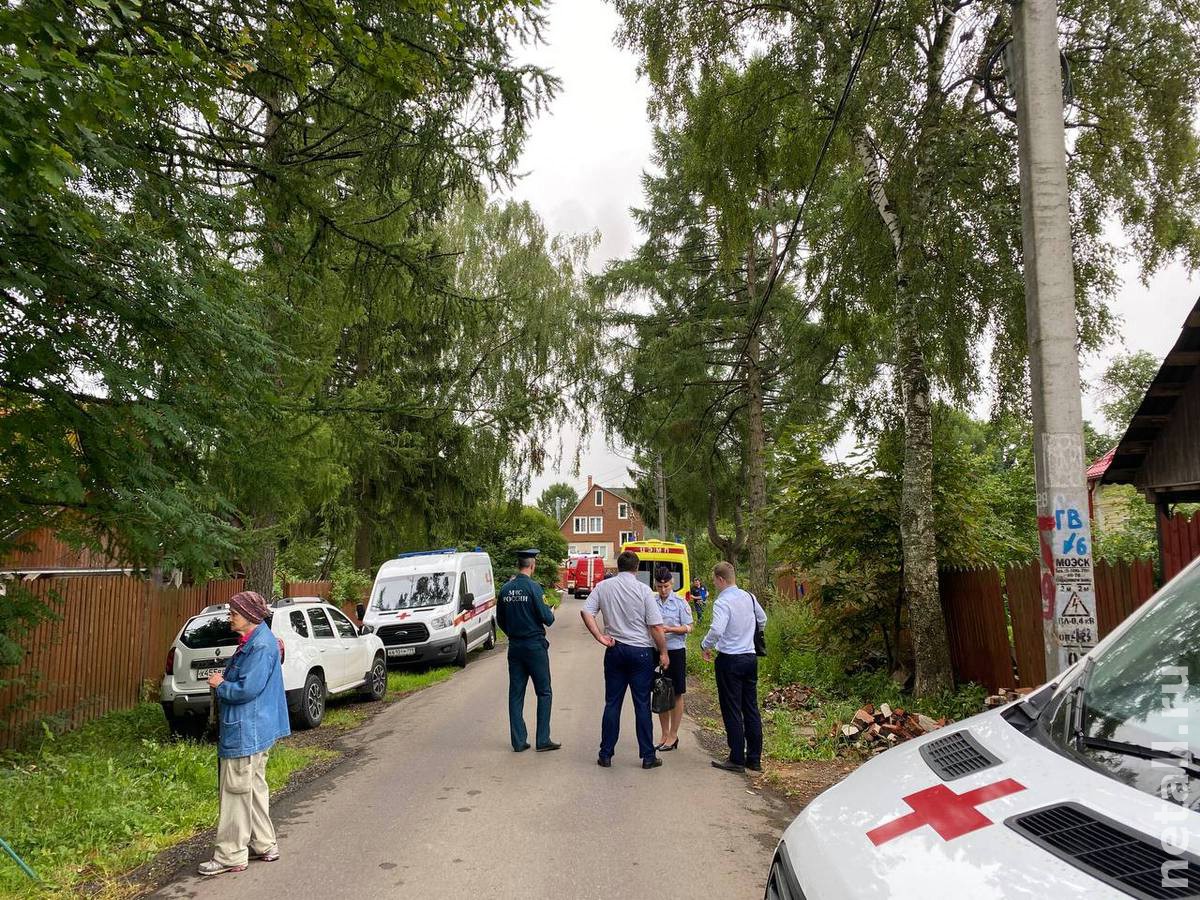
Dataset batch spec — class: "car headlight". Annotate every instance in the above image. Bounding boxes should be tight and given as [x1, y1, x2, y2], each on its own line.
[430, 614, 452, 630]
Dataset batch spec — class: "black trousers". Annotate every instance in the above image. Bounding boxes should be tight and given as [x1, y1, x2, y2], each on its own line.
[714, 652, 762, 765]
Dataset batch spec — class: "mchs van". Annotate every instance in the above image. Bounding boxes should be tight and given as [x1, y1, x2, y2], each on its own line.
[359, 549, 497, 668]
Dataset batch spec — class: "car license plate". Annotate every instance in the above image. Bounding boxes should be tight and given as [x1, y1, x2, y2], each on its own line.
[387, 647, 416, 657]
[196, 667, 225, 679]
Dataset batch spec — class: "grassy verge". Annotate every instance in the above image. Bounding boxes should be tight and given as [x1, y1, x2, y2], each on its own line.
[386, 667, 456, 698]
[0, 665, 463, 897]
[0, 704, 330, 898]
[684, 604, 986, 763]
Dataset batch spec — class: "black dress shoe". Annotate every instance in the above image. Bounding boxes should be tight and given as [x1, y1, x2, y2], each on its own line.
[655, 739, 680, 752]
[711, 759, 746, 773]
[536, 741, 562, 752]
[642, 758, 663, 769]
[513, 743, 531, 752]
[746, 760, 763, 772]
[597, 756, 612, 767]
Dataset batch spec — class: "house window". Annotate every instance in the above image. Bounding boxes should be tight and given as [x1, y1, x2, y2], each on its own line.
[592, 544, 605, 557]
[618, 502, 628, 519]
[573, 516, 586, 534]
[568, 545, 578, 555]
[595, 489, 603, 506]
[589, 516, 603, 533]
[619, 530, 637, 546]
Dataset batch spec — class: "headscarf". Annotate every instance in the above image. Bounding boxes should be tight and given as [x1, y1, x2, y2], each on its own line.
[228, 590, 270, 624]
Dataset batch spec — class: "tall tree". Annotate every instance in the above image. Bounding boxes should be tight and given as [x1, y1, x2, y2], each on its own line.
[536, 483, 580, 523]
[601, 60, 843, 593]
[612, 0, 1200, 694]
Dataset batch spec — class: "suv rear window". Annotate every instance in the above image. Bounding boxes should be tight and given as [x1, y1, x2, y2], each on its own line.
[290, 610, 309, 638]
[180, 613, 238, 649]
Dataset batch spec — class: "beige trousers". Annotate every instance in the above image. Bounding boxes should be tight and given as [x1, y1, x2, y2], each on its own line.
[213, 751, 276, 866]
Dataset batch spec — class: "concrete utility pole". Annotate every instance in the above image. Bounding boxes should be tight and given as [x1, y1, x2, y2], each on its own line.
[554, 497, 564, 525]
[655, 453, 667, 540]
[1012, 0, 1098, 680]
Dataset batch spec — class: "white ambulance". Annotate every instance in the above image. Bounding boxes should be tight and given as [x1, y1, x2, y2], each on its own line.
[767, 558, 1200, 899]
[359, 549, 497, 668]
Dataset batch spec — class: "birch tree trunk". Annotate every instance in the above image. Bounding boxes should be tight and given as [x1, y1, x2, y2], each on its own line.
[856, 129, 954, 696]
[896, 273, 952, 695]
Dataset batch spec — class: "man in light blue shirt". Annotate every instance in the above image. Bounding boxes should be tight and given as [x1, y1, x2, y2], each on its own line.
[701, 561, 767, 773]
[581, 550, 669, 769]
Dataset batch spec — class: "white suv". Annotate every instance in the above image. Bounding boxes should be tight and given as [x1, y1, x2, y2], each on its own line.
[160, 597, 387, 737]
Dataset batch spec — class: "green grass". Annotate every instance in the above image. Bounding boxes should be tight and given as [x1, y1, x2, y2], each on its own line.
[385, 666, 455, 698]
[684, 602, 987, 762]
[320, 705, 369, 730]
[0, 704, 330, 898]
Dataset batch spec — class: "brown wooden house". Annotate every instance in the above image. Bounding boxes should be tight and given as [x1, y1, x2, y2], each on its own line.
[1101, 295, 1200, 579]
[558, 476, 646, 566]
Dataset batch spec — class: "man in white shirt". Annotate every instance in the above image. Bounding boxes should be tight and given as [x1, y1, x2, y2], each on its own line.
[701, 561, 767, 773]
[581, 550, 670, 769]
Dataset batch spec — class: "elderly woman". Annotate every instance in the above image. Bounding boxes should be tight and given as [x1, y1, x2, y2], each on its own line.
[199, 591, 290, 877]
[653, 567, 693, 752]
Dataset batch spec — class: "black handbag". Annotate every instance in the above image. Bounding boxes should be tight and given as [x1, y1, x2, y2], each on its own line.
[750, 592, 767, 657]
[652, 667, 676, 713]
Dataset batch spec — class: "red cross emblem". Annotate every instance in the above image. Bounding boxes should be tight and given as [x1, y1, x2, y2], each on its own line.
[866, 779, 1026, 846]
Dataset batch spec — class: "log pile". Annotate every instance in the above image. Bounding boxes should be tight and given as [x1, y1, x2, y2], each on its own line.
[836, 703, 946, 753]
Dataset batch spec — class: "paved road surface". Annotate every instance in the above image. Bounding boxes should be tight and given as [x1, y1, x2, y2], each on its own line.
[159, 593, 792, 899]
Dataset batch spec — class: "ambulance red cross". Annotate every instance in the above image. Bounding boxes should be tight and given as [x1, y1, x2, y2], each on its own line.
[767, 557, 1200, 899]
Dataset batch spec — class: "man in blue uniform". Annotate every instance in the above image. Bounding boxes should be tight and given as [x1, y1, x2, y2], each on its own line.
[496, 549, 561, 753]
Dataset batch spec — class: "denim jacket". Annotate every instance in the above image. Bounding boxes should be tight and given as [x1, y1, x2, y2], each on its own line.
[215, 621, 291, 759]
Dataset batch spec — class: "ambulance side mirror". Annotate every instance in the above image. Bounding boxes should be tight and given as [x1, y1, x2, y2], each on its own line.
[462, 592, 476, 612]
[355, 603, 365, 621]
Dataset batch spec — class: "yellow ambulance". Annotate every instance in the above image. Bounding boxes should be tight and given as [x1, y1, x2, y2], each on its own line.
[618, 539, 691, 598]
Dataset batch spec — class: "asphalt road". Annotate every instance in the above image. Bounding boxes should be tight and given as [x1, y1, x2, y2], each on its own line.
[158, 592, 792, 899]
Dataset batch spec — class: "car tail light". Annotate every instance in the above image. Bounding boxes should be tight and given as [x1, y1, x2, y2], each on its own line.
[165, 647, 175, 676]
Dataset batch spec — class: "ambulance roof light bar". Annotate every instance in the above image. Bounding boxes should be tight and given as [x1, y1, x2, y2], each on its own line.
[392, 547, 458, 560]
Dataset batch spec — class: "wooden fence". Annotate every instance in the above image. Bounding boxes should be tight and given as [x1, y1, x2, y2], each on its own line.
[939, 568, 1016, 690]
[940, 559, 1157, 692]
[1160, 510, 1200, 582]
[1, 576, 244, 749]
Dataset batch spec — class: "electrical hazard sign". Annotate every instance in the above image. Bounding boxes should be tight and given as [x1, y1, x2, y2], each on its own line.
[1061, 593, 1091, 618]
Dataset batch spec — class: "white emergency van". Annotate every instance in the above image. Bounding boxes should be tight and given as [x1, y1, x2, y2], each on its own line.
[768, 557, 1200, 900]
[359, 549, 497, 668]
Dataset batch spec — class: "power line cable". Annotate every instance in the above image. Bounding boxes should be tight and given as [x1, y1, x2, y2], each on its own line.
[732, 0, 887, 376]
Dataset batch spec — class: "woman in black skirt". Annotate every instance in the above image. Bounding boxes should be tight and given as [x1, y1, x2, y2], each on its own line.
[653, 567, 693, 751]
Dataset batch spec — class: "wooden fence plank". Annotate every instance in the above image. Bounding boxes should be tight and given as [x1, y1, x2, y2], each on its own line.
[939, 567, 1014, 691]
[1005, 562, 1045, 689]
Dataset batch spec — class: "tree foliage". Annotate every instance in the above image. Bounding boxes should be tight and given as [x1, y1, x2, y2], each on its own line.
[536, 482, 580, 522]
[772, 407, 1036, 672]
[610, 0, 1200, 693]
[1097, 350, 1160, 434]
[0, 1, 598, 664]
[473, 504, 568, 592]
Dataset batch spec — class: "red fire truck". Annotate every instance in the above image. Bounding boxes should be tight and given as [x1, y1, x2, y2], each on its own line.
[567, 554, 605, 598]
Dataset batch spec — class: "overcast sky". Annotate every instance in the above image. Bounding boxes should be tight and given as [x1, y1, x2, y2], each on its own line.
[505, 0, 1200, 506]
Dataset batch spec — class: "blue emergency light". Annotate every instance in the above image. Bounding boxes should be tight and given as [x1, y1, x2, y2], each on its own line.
[392, 547, 458, 560]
